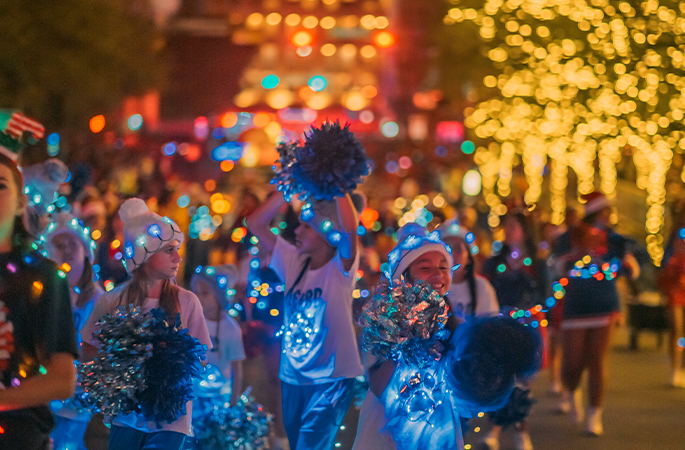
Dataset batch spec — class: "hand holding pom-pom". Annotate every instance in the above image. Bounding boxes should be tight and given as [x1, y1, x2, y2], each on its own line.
[77, 307, 206, 423]
[270, 121, 370, 202]
[358, 279, 450, 368]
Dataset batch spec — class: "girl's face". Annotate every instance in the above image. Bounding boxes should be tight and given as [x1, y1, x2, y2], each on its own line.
[294, 220, 331, 255]
[0, 164, 25, 236]
[407, 251, 451, 296]
[194, 279, 221, 318]
[145, 240, 182, 280]
[51, 233, 85, 284]
[443, 237, 469, 283]
[504, 216, 524, 246]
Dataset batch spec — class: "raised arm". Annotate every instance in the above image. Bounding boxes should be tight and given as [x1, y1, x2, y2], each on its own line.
[335, 193, 359, 271]
[0, 353, 75, 411]
[245, 192, 286, 254]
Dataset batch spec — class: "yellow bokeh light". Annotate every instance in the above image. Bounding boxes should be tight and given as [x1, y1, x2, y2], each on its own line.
[285, 14, 301, 26]
[292, 31, 313, 47]
[265, 13, 282, 26]
[302, 16, 318, 29]
[320, 16, 336, 29]
[360, 15, 376, 30]
[375, 16, 389, 29]
[345, 92, 367, 111]
[321, 43, 337, 56]
[360, 45, 377, 58]
[245, 13, 264, 29]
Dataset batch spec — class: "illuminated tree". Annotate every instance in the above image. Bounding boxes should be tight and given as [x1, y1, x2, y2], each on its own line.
[444, 0, 685, 265]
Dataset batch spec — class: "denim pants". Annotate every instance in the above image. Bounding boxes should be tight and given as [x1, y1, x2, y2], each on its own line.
[281, 378, 354, 450]
[108, 425, 186, 450]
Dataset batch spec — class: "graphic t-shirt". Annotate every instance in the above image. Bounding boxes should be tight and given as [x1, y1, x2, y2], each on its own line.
[270, 237, 363, 385]
[0, 249, 78, 432]
[80, 285, 212, 436]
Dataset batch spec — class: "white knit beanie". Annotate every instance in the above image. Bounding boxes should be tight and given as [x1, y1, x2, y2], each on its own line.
[119, 198, 184, 274]
[387, 230, 454, 281]
[45, 213, 97, 261]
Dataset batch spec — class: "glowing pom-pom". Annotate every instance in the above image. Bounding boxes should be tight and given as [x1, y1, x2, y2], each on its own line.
[193, 387, 273, 450]
[271, 121, 370, 201]
[358, 279, 450, 368]
[77, 307, 206, 424]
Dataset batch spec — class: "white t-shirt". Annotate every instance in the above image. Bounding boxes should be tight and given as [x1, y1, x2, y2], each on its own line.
[353, 354, 395, 450]
[448, 275, 499, 319]
[80, 285, 212, 436]
[204, 314, 245, 376]
[270, 237, 363, 385]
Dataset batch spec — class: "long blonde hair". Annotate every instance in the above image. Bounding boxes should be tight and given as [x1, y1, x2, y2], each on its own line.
[119, 267, 181, 321]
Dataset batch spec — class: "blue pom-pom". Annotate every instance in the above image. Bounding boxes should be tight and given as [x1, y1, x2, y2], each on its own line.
[444, 316, 542, 416]
[271, 121, 370, 201]
[77, 307, 206, 424]
[488, 387, 535, 428]
[137, 309, 206, 425]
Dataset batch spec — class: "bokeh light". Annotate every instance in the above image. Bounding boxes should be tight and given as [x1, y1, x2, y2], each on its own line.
[89, 115, 105, 133]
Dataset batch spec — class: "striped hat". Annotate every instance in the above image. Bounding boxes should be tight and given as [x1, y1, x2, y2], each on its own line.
[0, 110, 45, 161]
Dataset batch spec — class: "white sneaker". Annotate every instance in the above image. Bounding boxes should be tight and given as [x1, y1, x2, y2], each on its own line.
[513, 430, 533, 450]
[671, 370, 685, 388]
[481, 436, 500, 450]
[568, 389, 584, 424]
[585, 407, 603, 436]
[548, 381, 563, 396]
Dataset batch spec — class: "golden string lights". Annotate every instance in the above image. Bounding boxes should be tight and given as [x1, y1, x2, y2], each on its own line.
[447, 0, 685, 265]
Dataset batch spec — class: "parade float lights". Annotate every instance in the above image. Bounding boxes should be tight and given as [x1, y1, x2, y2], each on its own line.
[447, 0, 685, 265]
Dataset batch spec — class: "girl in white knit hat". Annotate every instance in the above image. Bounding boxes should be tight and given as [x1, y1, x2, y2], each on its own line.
[80, 198, 211, 450]
[353, 227, 457, 450]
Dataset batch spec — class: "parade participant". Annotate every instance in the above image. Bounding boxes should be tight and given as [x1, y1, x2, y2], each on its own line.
[247, 191, 363, 450]
[81, 198, 211, 450]
[479, 212, 544, 450]
[354, 230, 541, 450]
[354, 230, 456, 450]
[0, 113, 78, 449]
[436, 219, 499, 318]
[553, 192, 640, 436]
[190, 264, 245, 406]
[658, 202, 685, 388]
[44, 213, 103, 450]
[481, 211, 548, 312]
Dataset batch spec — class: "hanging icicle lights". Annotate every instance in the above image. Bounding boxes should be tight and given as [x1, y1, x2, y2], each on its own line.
[447, 0, 685, 265]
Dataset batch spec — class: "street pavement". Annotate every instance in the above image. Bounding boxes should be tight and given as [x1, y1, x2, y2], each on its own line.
[465, 326, 685, 450]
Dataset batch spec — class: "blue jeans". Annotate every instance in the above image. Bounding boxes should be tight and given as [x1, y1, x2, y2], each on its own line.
[281, 378, 354, 450]
[108, 425, 186, 450]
